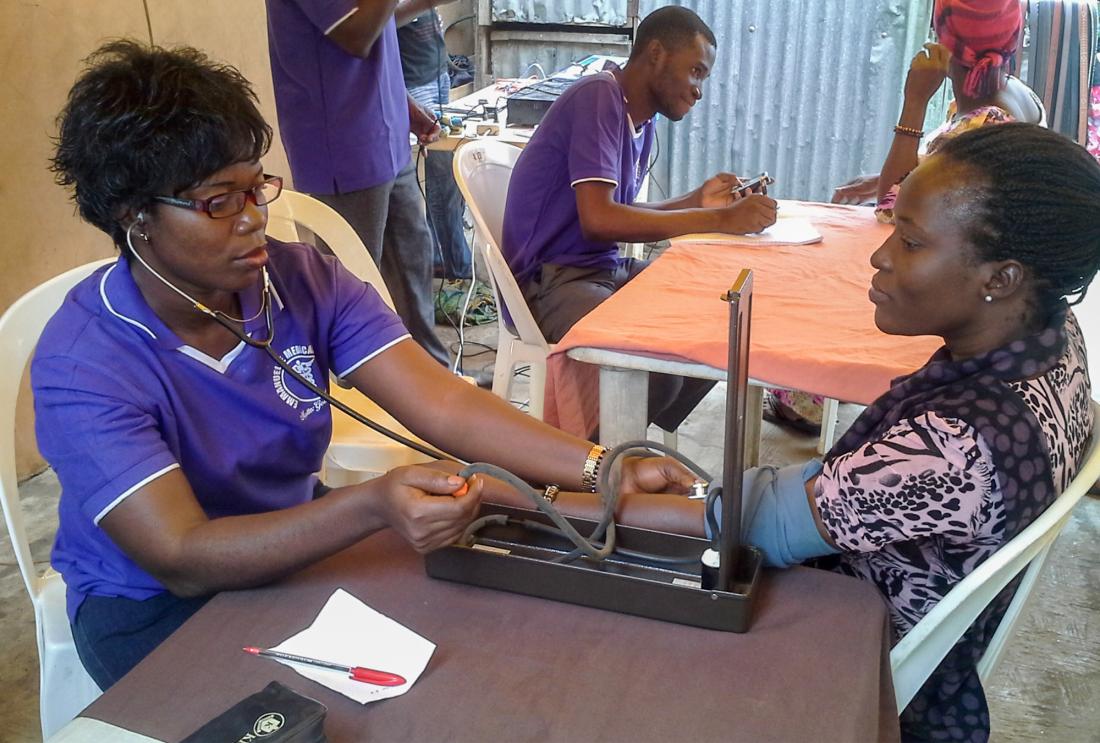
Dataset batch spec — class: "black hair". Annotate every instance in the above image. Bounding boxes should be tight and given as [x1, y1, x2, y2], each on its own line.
[51, 40, 272, 254]
[934, 123, 1100, 312]
[630, 6, 717, 61]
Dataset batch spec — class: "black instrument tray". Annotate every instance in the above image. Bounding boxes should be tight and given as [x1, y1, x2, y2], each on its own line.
[425, 504, 762, 632]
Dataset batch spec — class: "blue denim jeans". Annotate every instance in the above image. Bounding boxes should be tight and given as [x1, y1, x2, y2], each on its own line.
[72, 591, 210, 690]
[408, 71, 472, 279]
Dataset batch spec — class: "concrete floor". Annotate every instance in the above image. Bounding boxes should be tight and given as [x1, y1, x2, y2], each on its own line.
[1, 317, 1098, 742]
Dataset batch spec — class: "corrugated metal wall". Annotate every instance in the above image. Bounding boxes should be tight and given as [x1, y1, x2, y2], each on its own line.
[488, 0, 937, 202]
[491, 0, 629, 25]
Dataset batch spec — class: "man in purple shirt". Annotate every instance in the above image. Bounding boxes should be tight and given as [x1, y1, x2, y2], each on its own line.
[265, 0, 455, 365]
[502, 6, 777, 432]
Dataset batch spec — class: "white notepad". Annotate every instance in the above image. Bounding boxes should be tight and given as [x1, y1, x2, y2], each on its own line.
[269, 589, 436, 705]
[675, 217, 823, 246]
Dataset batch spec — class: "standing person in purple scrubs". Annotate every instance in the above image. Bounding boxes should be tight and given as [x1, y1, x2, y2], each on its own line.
[501, 6, 777, 435]
[264, 0, 453, 366]
[39, 41, 696, 691]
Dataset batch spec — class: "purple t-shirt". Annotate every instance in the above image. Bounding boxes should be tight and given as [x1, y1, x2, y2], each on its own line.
[32, 241, 409, 620]
[502, 71, 655, 286]
[266, 0, 410, 194]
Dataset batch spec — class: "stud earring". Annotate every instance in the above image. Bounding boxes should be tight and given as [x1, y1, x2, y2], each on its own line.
[984, 295, 993, 303]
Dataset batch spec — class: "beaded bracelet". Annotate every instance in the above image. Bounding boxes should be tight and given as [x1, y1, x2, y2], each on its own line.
[894, 124, 924, 138]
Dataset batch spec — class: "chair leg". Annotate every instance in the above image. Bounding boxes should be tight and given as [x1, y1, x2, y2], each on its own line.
[492, 340, 516, 403]
[818, 398, 840, 454]
[527, 360, 547, 421]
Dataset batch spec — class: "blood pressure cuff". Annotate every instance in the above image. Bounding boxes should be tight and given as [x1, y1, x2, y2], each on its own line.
[181, 680, 327, 743]
[706, 459, 839, 568]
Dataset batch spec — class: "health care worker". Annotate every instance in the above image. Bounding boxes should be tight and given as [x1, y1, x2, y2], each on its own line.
[36, 40, 696, 689]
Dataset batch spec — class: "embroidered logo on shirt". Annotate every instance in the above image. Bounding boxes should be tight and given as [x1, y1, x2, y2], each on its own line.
[272, 344, 327, 421]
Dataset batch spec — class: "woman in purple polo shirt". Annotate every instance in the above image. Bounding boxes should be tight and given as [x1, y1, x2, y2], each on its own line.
[37, 40, 697, 690]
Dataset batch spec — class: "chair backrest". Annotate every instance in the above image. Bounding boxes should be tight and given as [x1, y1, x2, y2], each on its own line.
[452, 140, 550, 351]
[265, 190, 395, 310]
[890, 399, 1100, 712]
[0, 259, 114, 600]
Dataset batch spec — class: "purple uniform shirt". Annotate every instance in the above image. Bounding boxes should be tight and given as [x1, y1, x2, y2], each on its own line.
[266, 0, 410, 194]
[502, 70, 655, 286]
[32, 241, 409, 621]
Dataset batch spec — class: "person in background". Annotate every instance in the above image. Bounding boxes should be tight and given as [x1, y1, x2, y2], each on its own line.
[832, 0, 1043, 217]
[265, 0, 453, 366]
[501, 6, 777, 436]
[396, 2, 473, 282]
[40, 40, 696, 690]
[500, 124, 1099, 743]
[774, 0, 1045, 435]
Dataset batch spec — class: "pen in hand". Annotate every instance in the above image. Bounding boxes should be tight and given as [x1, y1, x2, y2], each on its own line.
[243, 646, 407, 687]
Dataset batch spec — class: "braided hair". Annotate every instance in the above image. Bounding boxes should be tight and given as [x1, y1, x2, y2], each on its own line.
[934, 123, 1100, 313]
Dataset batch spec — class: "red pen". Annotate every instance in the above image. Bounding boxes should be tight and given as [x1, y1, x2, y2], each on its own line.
[243, 646, 406, 687]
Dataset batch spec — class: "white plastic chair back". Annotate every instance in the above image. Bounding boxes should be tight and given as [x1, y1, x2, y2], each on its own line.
[890, 399, 1100, 712]
[453, 140, 554, 419]
[0, 260, 111, 738]
[265, 190, 394, 309]
[264, 190, 430, 482]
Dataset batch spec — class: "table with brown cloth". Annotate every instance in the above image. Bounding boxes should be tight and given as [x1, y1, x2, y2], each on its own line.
[79, 529, 901, 742]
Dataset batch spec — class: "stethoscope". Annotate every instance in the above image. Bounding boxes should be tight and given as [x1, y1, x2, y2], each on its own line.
[122, 223, 710, 567]
[125, 220, 459, 463]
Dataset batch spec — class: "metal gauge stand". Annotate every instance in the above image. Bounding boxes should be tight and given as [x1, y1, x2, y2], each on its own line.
[425, 270, 762, 632]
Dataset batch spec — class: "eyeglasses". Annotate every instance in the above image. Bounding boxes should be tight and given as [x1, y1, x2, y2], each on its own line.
[152, 175, 283, 219]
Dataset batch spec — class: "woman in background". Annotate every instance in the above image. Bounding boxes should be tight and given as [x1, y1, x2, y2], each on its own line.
[775, 0, 1046, 433]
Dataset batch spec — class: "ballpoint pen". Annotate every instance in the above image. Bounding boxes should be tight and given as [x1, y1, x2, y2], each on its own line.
[243, 646, 406, 687]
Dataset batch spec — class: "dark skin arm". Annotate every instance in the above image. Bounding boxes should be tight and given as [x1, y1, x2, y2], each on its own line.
[464, 470, 836, 547]
[347, 340, 695, 493]
[100, 464, 482, 598]
[327, 0, 400, 58]
[575, 181, 777, 243]
[876, 43, 951, 203]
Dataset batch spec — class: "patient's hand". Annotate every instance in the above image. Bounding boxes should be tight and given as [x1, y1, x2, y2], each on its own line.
[831, 173, 880, 204]
[618, 456, 697, 495]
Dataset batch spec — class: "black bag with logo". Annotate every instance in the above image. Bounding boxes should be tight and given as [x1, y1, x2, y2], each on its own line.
[180, 681, 327, 742]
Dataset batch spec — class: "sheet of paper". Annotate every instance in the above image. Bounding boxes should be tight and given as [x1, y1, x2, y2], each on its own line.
[48, 717, 165, 742]
[270, 589, 435, 705]
[675, 217, 823, 246]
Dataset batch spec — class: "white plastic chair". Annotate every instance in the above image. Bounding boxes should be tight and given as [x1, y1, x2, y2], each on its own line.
[0, 259, 111, 739]
[890, 399, 1100, 712]
[265, 191, 432, 484]
[452, 140, 554, 419]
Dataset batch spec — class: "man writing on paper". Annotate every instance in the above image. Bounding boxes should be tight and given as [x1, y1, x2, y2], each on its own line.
[501, 6, 777, 434]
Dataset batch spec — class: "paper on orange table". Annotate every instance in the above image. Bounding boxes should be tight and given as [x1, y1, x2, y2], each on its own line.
[269, 589, 435, 704]
[675, 217, 823, 246]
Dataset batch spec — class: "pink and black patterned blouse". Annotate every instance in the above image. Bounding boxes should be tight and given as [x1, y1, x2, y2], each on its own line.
[814, 307, 1092, 742]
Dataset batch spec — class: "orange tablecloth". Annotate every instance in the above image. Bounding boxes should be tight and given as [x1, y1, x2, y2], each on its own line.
[544, 201, 943, 437]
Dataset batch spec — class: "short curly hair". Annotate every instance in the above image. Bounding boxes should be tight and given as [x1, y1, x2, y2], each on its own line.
[933, 123, 1100, 313]
[51, 39, 272, 253]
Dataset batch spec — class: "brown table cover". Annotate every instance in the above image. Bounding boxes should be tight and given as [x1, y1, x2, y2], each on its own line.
[83, 530, 900, 742]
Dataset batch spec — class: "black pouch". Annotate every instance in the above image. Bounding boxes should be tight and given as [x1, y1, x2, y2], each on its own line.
[180, 680, 327, 743]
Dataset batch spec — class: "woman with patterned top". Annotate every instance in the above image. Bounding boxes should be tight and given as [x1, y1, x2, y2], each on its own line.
[502, 124, 1099, 742]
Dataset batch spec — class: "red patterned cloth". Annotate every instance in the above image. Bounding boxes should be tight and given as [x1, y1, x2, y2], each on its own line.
[933, 0, 1022, 97]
